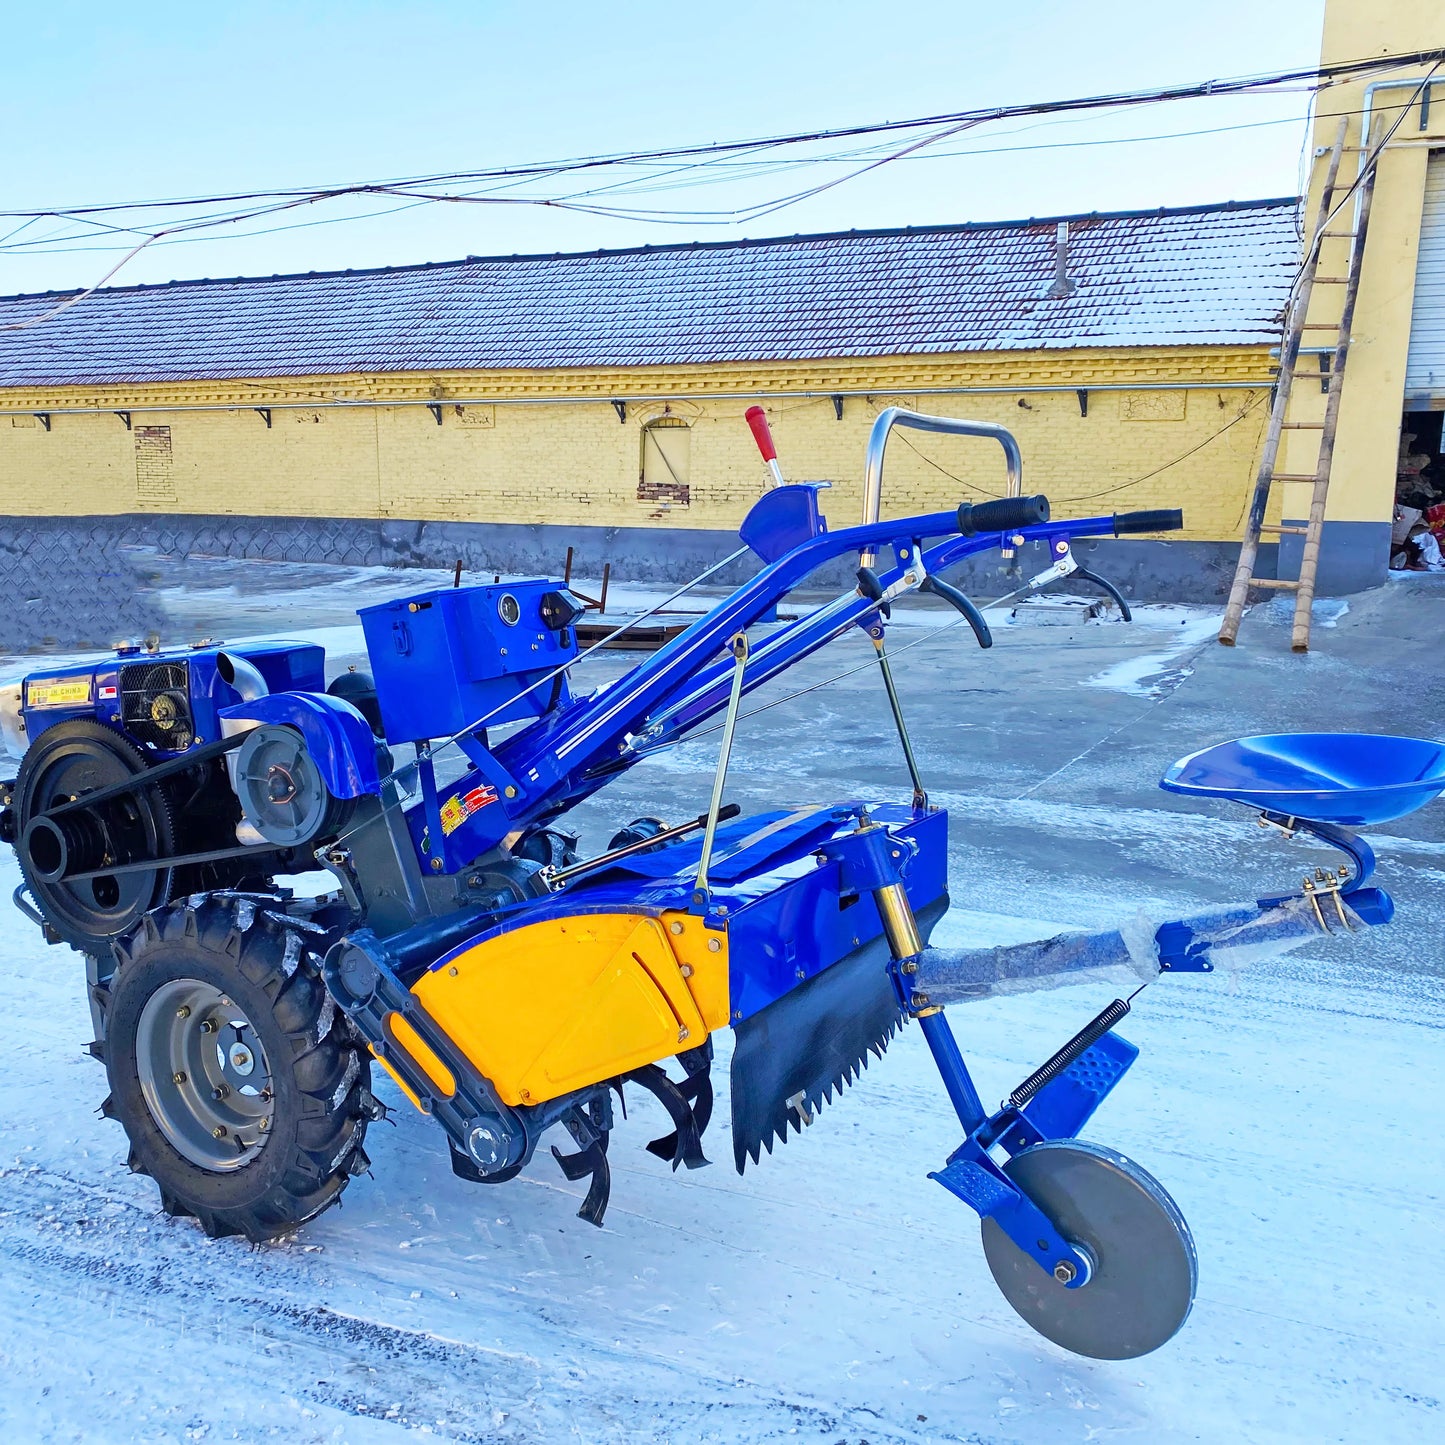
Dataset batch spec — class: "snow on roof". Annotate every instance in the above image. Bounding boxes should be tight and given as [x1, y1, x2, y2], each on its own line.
[0, 198, 1299, 387]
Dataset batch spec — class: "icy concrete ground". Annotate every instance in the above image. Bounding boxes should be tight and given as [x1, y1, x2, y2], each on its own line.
[2, 558, 1444, 1443]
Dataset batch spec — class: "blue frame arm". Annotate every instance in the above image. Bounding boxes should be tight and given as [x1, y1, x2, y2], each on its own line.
[483, 510, 1141, 827]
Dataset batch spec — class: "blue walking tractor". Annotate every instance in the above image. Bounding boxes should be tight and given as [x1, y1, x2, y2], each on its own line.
[3, 407, 1440, 1360]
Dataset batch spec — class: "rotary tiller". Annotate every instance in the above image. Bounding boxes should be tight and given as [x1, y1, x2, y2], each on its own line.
[4, 407, 1439, 1361]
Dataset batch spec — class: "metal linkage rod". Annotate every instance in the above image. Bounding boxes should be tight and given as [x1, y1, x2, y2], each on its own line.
[694, 633, 749, 904]
[871, 635, 927, 810]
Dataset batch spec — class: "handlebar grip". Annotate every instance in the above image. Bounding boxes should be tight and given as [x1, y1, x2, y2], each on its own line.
[744, 405, 778, 463]
[956, 494, 1050, 536]
[1113, 508, 1183, 535]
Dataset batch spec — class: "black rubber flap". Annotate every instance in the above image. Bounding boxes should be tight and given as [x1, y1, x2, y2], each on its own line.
[730, 935, 902, 1172]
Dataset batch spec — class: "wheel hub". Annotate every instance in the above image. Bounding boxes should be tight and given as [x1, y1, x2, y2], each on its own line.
[135, 979, 275, 1171]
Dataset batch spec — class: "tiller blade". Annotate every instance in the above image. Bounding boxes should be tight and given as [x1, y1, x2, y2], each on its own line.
[730, 940, 903, 1172]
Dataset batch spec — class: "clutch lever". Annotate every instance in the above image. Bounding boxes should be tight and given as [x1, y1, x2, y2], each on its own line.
[1069, 565, 1133, 622]
[919, 575, 992, 649]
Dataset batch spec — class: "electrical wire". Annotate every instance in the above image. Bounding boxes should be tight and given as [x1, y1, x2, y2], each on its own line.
[1, 48, 1439, 318]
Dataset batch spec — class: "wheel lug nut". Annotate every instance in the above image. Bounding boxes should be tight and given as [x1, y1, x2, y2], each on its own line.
[176, 1005, 191, 1019]
[173, 1071, 187, 1085]
[212, 1126, 226, 1140]
[211, 1085, 229, 1101]
[199, 1019, 216, 1034]
[258, 1117, 270, 1132]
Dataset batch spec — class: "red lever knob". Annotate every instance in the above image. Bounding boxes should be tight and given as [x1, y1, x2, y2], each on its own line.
[745, 405, 777, 462]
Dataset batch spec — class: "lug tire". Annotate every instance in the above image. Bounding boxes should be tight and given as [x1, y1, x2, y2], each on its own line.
[102, 896, 374, 1242]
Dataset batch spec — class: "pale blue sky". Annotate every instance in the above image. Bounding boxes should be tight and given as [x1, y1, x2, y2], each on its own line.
[1, 0, 1329, 295]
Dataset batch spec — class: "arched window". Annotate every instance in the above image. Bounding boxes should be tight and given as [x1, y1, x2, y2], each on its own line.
[638, 416, 691, 507]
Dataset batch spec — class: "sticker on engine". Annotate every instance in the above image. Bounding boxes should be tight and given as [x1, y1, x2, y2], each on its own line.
[25, 677, 92, 708]
[440, 783, 499, 835]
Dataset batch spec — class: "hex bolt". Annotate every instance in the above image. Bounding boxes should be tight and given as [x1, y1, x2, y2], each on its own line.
[707, 938, 721, 953]
[172, 1071, 187, 1085]
[176, 1005, 191, 1020]
[669, 920, 684, 935]
[430, 857, 443, 872]
[211, 1085, 229, 1101]
[212, 1126, 227, 1140]
[199, 1019, 217, 1034]
[677, 1027, 690, 1043]
[1053, 1261, 1077, 1284]
[258, 1117, 270, 1133]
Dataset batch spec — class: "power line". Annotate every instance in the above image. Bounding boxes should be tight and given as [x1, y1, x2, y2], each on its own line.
[1, 47, 1439, 327]
[3, 45, 1433, 225]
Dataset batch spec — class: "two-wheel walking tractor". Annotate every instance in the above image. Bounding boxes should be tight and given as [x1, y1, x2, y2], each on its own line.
[3, 407, 1439, 1360]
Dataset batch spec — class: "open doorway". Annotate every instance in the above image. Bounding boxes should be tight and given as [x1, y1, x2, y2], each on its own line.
[1392, 410, 1445, 570]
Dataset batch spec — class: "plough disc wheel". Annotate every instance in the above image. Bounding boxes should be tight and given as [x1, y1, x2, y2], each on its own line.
[981, 1139, 1196, 1360]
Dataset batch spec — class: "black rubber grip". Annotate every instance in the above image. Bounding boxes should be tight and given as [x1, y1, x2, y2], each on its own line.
[1113, 508, 1183, 535]
[956, 494, 1051, 536]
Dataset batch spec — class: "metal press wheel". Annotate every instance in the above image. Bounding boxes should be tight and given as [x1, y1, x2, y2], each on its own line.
[981, 1139, 1197, 1360]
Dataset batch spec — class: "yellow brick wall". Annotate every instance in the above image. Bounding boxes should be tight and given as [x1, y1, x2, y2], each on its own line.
[1285, 0, 1445, 527]
[0, 346, 1273, 542]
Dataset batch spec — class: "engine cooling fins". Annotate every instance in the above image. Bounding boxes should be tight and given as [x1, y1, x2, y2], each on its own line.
[729, 940, 905, 1173]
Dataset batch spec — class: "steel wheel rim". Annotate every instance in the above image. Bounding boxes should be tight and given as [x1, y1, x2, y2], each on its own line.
[980, 1139, 1197, 1360]
[135, 978, 275, 1171]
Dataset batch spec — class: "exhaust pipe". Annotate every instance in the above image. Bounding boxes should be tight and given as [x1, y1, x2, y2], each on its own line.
[216, 651, 269, 702]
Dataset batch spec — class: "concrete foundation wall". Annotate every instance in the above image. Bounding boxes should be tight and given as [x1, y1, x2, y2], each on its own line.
[1, 514, 1281, 617]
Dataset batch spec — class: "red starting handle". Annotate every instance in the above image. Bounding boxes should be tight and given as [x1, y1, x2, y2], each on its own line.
[745, 405, 777, 461]
[745, 405, 786, 487]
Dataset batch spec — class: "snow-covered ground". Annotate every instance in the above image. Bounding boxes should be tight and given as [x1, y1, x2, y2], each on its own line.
[2, 566, 1443, 1443]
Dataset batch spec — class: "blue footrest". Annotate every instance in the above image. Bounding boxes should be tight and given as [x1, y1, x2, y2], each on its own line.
[1022, 1030, 1139, 1140]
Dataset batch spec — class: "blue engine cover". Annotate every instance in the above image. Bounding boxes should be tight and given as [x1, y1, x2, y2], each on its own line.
[17, 640, 326, 757]
[359, 580, 581, 743]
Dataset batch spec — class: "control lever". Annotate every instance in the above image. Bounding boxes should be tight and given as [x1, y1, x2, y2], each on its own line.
[920, 575, 992, 649]
[855, 566, 892, 620]
[1070, 566, 1133, 622]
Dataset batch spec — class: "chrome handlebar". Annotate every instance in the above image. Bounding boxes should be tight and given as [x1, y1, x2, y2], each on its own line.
[859, 407, 1024, 565]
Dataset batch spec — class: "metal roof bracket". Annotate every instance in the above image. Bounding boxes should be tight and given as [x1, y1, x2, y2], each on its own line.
[254, 408, 272, 428]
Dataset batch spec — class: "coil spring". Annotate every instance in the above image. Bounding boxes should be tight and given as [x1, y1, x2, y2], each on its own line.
[1007, 996, 1131, 1111]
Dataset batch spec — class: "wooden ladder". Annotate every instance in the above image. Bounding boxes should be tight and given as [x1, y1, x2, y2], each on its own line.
[1218, 121, 1378, 652]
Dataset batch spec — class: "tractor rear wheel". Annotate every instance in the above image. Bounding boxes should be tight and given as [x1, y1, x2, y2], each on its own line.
[102, 896, 375, 1241]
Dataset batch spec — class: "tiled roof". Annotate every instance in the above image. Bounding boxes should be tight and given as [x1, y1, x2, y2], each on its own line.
[0, 199, 1299, 386]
